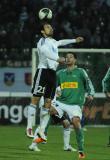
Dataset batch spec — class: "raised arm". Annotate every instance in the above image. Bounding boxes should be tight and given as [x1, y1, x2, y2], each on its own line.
[57, 37, 84, 47]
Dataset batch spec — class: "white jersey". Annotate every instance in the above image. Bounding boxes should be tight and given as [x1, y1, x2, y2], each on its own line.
[37, 37, 76, 71]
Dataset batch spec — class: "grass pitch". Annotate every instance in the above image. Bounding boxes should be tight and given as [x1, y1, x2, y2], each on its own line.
[0, 125, 110, 160]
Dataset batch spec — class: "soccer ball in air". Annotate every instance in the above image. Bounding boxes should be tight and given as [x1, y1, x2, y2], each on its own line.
[38, 8, 52, 20]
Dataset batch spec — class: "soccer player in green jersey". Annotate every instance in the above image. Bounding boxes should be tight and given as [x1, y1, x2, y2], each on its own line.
[102, 67, 110, 98]
[102, 67, 110, 147]
[52, 52, 95, 159]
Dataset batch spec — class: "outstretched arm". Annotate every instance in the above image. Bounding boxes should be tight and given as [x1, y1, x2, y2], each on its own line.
[57, 37, 84, 47]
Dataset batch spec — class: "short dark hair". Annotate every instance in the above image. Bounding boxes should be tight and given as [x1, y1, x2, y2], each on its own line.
[39, 21, 51, 31]
[66, 52, 77, 59]
[39, 21, 52, 37]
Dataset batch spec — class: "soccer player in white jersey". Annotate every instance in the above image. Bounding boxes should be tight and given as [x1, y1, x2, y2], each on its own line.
[26, 21, 84, 139]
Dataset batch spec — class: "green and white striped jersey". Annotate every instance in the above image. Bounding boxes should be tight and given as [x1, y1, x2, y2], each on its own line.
[56, 67, 95, 108]
[102, 68, 110, 92]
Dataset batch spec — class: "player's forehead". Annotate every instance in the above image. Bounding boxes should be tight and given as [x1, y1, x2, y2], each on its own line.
[66, 53, 74, 57]
[66, 53, 77, 59]
[44, 24, 52, 29]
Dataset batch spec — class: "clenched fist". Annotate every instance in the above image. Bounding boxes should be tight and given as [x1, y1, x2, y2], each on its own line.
[76, 37, 84, 43]
[57, 57, 66, 64]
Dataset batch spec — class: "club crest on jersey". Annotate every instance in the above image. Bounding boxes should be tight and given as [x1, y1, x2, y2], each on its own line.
[61, 82, 78, 89]
[4, 73, 15, 86]
[24, 72, 32, 86]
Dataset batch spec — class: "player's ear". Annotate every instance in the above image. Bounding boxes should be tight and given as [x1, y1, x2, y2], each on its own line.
[41, 30, 45, 35]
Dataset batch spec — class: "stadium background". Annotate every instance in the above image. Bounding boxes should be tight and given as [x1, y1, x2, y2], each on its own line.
[0, 0, 110, 125]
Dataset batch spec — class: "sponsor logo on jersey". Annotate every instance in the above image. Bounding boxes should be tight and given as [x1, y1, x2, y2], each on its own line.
[61, 82, 78, 89]
[4, 73, 15, 86]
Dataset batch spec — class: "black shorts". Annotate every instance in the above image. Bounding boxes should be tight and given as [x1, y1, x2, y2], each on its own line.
[31, 68, 56, 99]
[51, 115, 66, 124]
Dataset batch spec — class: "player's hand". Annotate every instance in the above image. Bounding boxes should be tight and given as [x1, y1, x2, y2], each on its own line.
[57, 57, 65, 64]
[86, 95, 94, 101]
[76, 37, 84, 43]
[49, 106, 58, 115]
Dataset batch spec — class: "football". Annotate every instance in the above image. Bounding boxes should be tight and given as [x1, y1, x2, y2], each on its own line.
[38, 8, 52, 20]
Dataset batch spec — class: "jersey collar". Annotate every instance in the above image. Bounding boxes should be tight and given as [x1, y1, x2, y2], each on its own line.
[66, 65, 77, 74]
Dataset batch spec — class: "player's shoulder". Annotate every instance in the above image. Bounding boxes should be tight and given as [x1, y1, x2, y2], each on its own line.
[50, 37, 56, 41]
[76, 67, 86, 72]
[75, 67, 87, 75]
[37, 37, 47, 47]
[57, 69, 66, 75]
[38, 37, 45, 43]
[47, 37, 57, 43]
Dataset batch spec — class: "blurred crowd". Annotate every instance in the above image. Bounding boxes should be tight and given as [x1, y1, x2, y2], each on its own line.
[0, 0, 110, 91]
[0, 0, 110, 61]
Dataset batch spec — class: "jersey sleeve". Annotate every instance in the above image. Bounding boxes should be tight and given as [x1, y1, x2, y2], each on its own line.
[56, 39, 76, 47]
[102, 68, 110, 92]
[81, 69, 95, 96]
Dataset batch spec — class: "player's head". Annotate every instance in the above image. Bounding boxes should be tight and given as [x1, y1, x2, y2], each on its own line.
[66, 52, 77, 66]
[40, 21, 53, 37]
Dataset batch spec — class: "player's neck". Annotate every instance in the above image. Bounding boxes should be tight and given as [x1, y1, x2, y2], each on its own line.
[67, 64, 76, 71]
[43, 35, 52, 38]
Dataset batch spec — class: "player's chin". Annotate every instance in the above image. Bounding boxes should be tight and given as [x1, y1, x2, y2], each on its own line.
[66, 62, 71, 65]
[49, 31, 53, 36]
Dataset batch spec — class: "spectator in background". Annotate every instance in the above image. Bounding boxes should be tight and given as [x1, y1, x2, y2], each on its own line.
[0, 0, 110, 59]
[19, 6, 29, 32]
